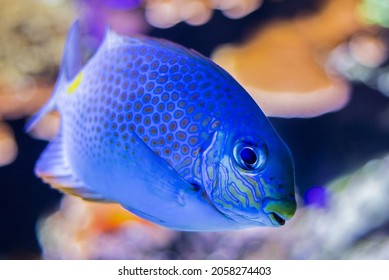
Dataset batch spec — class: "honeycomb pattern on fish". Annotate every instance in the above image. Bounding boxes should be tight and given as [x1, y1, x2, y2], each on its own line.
[61, 40, 253, 179]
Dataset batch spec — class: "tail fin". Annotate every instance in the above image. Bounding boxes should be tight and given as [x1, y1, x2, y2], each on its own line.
[26, 21, 84, 132]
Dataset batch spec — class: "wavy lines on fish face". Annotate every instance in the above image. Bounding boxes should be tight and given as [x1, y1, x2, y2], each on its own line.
[201, 130, 227, 187]
[199, 130, 263, 220]
[216, 136, 268, 214]
[199, 128, 296, 226]
[213, 157, 266, 220]
[209, 162, 236, 211]
[214, 155, 295, 226]
[212, 160, 258, 210]
[205, 157, 272, 226]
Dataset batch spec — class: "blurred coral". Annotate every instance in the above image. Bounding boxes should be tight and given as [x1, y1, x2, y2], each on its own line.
[38, 196, 176, 259]
[0, 122, 18, 167]
[358, 0, 389, 28]
[288, 154, 389, 259]
[212, 0, 388, 117]
[0, 0, 73, 166]
[76, 0, 149, 50]
[28, 111, 60, 141]
[328, 31, 389, 96]
[145, 0, 263, 28]
[0, 84, 53, 121]
[0, 0, 73, 89]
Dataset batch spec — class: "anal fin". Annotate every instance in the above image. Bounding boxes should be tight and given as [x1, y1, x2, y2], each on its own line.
[36, 133, 111, 202]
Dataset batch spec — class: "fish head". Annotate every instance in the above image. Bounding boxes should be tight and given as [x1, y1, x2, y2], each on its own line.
[200, 124, 296, 227]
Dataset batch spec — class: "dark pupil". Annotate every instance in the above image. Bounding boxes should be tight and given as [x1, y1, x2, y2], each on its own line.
[240, 147, 257, 165]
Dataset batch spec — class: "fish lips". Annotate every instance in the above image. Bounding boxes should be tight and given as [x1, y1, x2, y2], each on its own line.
[202, 168, 297, 227]
[230, 198, 296, 227]
[205, 191, 296, 227]
[262, 197, 297, 227]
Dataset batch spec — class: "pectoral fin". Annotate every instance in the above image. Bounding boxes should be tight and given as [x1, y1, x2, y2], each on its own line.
[108, 131, 248, 231]
[35, 132, 111, 202]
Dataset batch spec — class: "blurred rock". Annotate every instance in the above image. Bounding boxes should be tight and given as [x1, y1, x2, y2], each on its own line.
[38, 154, 389, 259]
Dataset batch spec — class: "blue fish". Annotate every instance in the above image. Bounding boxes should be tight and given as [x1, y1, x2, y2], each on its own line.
[28, 21, 296, 231]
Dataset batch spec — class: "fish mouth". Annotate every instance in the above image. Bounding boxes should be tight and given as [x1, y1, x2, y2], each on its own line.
[263, 197, 296, 227]
[268, 212, 286, 226]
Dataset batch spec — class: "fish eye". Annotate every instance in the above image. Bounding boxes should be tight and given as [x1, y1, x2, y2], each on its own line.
[240, 147, 257, 165]
[233, 142, 267, 171]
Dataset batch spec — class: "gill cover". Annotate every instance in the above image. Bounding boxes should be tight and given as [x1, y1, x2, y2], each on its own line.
[200, 130, 270, 224]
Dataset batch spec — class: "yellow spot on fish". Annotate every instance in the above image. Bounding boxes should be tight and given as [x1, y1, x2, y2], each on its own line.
[67, 72, 83, 94]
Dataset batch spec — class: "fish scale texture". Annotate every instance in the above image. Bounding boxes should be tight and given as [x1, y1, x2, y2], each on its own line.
[62, 41, 254, 177]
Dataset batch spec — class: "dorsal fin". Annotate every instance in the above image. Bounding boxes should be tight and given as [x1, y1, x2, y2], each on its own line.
[62, 21, 85, 81]
[101, 28, 237, 82]
[25, 21, 85, 132]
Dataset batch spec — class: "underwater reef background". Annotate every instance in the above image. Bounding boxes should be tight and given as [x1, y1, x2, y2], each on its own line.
[1, 0, 389, 259]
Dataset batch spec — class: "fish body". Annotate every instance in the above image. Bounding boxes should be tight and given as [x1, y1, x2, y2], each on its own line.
[29, 21, 296, 230]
